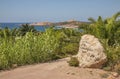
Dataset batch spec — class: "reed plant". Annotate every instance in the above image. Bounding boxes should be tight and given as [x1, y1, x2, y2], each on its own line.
[0, 27, 80, 70]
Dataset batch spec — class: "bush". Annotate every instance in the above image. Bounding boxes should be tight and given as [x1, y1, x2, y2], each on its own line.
[68, 57, 79, 67]
[102, 39, 120, 67]
[0, 27, 81, 70]
[0, 29, 60, 69]
[61, 43, 78, 55]
[101, 39, 120, 73]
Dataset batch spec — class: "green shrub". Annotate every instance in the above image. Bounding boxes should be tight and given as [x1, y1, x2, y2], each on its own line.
[61, 43, 78, 55]
[0, 27, 81, 70]
[68, 57, 79, 67]
[101, 39, 120, 72]
[102, 41, 120, 67]
[80, 12, 120, 46]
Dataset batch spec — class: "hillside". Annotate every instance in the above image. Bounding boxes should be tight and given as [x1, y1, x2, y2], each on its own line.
[30, 20, 90, 28]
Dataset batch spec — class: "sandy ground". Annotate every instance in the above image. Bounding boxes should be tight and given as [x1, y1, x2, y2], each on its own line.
[0, 58, 120, 79]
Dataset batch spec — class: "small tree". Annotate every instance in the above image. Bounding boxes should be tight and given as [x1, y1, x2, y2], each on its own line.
[81, 12, 120, 46]
[18, 24, 36, 36]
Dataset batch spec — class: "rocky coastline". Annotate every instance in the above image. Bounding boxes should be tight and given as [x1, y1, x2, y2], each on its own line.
[30, 20, 90, 28]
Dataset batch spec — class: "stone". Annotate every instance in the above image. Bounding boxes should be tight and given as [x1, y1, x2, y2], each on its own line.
[77, 34, 107, 68]
[111, 72, 119, 78]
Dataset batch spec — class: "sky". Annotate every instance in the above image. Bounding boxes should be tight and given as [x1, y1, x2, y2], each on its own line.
[0, 0, 120, 22]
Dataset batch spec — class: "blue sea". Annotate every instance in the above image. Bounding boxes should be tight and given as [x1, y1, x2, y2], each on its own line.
[0, 23, 50, 31]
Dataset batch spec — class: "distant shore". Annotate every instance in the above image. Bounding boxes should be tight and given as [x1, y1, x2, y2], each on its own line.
[30, 22, 53, 26]
[30, 20, 90, 28]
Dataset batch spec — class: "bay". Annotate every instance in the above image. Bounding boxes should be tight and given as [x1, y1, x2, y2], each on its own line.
[0, 23, 49, 31]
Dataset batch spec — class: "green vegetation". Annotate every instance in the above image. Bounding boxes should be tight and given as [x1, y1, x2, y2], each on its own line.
[0, 25, 80, 70]
[18, 24, 37, 36]
[68, 57, 79, 67]
[80, 12, 120, 46]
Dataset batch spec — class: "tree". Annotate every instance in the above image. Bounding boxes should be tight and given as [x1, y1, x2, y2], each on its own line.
[83, 12, 120, 46]
[18, 24, 36, 36]
[105, 12, 120, 45]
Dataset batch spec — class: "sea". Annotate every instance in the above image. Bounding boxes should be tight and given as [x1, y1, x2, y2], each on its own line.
[0, 23, 50, 31]
[0, 23, 80, 32]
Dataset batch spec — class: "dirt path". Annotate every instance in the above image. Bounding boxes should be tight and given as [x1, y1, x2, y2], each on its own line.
[0, 58, 120, 79]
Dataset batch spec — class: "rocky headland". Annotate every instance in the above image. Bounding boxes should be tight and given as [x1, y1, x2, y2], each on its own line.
[30, 20, 90, 28]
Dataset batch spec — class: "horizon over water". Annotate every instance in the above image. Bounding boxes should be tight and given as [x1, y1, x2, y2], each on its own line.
[0, 23, 49, 31]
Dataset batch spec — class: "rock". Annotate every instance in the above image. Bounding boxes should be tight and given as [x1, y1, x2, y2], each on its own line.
[77, 34, 107, 68]
[111, 72, 119, 78]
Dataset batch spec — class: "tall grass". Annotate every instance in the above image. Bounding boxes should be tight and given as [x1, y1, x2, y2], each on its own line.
[0, 27, 80, 70]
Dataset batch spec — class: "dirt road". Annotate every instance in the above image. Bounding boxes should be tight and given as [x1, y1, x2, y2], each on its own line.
[0, 58, 119, 79]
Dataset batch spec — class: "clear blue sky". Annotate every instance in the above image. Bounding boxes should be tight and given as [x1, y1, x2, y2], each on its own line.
[0, 0, 120, 22]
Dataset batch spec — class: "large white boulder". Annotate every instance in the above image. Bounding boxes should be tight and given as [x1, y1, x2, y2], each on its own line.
[77, 34, 107, 68]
